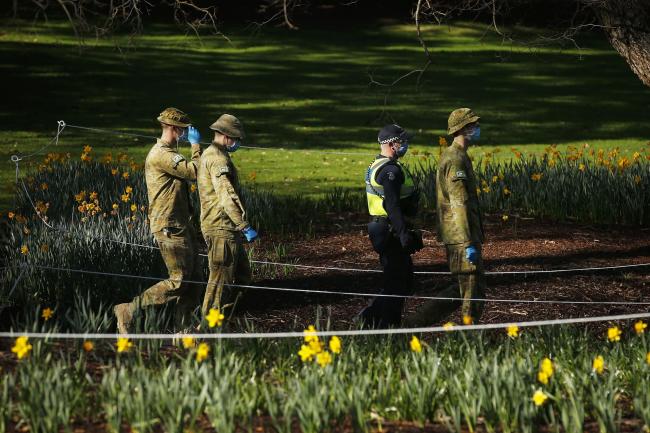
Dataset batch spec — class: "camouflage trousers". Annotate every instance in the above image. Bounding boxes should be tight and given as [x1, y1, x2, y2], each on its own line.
[404, 243, 486, 327]
[130, 226, 203, 329]
[201, 231, 252, 317]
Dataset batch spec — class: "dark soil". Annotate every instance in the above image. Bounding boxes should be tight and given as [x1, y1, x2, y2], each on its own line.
[239, 216, 650, 331]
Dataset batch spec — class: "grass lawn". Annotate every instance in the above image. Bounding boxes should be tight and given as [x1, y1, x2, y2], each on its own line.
[1, 20, 648, 209]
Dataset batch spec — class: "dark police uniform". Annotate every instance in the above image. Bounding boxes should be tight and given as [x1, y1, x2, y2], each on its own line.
[359, 148, 421, 328]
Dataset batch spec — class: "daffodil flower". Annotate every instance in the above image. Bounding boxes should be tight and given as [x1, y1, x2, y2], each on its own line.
[409, 336, 422, 353]
[206, 308, 224, 328]
[196, 343, 210, 362]
[532, 389, 548, 406]
[329, 336, 341, 354]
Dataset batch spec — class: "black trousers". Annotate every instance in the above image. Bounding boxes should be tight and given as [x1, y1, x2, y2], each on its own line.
[361, 218, 414, 328]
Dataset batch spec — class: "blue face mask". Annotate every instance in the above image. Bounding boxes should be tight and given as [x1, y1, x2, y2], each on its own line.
[395, 140, 409, 157]
[227, 140, 241, 153]
[467, 126, 481, 142]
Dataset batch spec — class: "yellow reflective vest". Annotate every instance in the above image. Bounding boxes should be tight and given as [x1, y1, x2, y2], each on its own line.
[365, 157, 417, 217]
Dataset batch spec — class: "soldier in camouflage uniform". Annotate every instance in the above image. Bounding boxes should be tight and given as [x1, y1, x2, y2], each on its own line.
[405, 108, 486, 326]
[197, 114, 258, 317]
[114, 107, 203, 334]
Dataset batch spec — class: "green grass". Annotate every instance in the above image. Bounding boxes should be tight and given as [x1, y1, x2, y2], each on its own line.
[1, 20, 649, 209]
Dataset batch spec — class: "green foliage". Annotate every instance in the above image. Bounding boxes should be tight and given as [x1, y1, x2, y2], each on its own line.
[2, 312, 649, 432]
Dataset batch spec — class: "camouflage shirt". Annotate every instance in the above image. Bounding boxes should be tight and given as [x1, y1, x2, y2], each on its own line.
[436, 141, 484, 246]
[197, 144, 248, 236]
[145, 139, 201, 233]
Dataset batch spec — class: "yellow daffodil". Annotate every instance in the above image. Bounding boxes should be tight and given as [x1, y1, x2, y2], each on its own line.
[438, 136, 448, 146]
[122, 172, 130, 180]
[298, 344, 315, 362]
[83, 341, 94, 352]
[503, 187, 511, 195]
[308, 338, 323, 354]
[532, 389, 548, 406]
[125, 186, 133, 194]
[442, 322, 455, 330]
[410, 336, 422, 353]
[506, 325, 519, 338]
[8, 211, 15, 219]
[130, 204, 137, 212]
[121, 193, 130, 203]
[607, 326, 622, 342]
[462, 315, 473, 325]
[41, 307, 54, 321]
[196, 343, 210, 362]
[634, 321, 647, 335]
[593, 355, 605, 375]
[116, 337, 133, 353]
[303, 325, 318, 343]
[11, 336, 32, 360]
[20, 245, 29, 255]
[329, 336, 341, 354]
[112, 203, 119, 210]
[540, 358, 554, 377]
[537, 371, 549, 385]
[206, 308, 224, 328]
[316, 351, 333, 367]
[646, 352, 650, 366]
[83, 145, 92, 153]
[89, 191, 98, 200]
[182, 336, 195, 349]
[531, 173, 543, 182]
[578, 163, 586, 172]
[111, 168, 118, 176]
[190, 184, 197, 193]
[40, 183, 48, 191]
[502, 214, 509, 222]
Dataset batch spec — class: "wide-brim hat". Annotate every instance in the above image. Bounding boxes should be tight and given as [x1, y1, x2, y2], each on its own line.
[447, 108, 480, 135]
[157, 107, 191, 128]
[210, 114, 245, 139]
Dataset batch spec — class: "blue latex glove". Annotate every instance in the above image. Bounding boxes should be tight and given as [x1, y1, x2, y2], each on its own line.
[465, 245, 479, 264]
[242, 226, 259, 243]
[187, 126, 201, 145]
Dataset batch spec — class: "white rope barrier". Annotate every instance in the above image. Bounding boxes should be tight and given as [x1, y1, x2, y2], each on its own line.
[24, 264, 650, 306]
[1, 311, 649, 340]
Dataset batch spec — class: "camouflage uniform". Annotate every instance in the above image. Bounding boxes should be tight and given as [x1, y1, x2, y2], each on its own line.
[198, 114, 251, 315]
[405, 108, 486, 326]
[114, 108, 203, 333]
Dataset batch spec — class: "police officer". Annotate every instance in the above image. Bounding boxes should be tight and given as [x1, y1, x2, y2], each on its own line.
[114, 107, 203, 333]
[405, 108, 486, 327]
[197, 114, 258, 317]
[358, 124, 423, 328]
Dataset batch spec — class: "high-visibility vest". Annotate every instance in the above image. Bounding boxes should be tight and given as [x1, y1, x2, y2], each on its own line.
[365, 157, 417, 217]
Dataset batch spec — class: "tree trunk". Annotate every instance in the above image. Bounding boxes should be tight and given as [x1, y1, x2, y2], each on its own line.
[592, 0, 650, 87]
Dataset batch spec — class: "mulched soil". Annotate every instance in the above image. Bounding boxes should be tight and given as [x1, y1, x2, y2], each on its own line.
[238, 215, 650, 331]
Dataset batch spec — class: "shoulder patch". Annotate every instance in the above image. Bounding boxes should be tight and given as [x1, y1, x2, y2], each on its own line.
[218, 165, 230, 176]
[453, 170, 467, 181]
[387, 171, 395, 181]
[171, 154, 185, 168]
